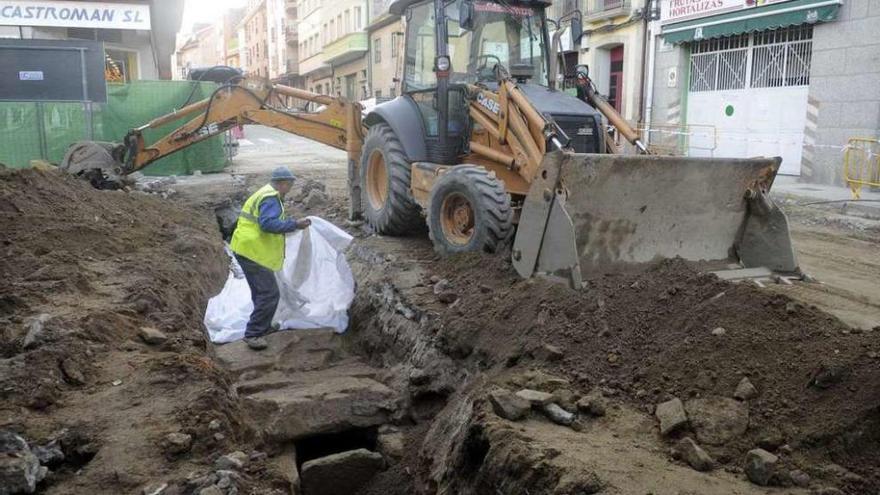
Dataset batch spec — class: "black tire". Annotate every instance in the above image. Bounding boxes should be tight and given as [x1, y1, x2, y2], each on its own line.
[427, 165, 513, 256]
[360, 123, 422, 235]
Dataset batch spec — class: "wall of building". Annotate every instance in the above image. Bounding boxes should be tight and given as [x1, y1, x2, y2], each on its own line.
[368, 17, 403, 99]
[332, 56, 367, 99]
[802, 0, 880, 185]
[243, 1, 269, 77]
[650, 0, 880, 184]
[297, 0, 326, 88]
[579, 0, 648, 123]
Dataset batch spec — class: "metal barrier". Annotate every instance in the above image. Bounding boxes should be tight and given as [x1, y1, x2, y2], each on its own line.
[843, 137, 880, 199]
[638, 123, 717, 156]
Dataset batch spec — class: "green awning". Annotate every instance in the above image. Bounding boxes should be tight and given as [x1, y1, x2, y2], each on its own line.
[662, 0, 841, 44]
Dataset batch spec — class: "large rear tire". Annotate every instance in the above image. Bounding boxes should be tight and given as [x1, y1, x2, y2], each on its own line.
[360, 123, 422, 235]
[427, 165, 513, 256]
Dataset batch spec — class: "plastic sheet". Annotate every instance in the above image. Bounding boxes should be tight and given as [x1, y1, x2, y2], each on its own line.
[204, 217, 355, 343]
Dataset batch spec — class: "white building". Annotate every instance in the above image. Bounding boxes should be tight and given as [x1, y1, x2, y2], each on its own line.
[647, 0, 877, 183]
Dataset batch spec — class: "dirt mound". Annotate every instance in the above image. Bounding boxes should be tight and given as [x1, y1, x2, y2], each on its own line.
[0, 169, 268, 493]
[426, 253, 880, 491]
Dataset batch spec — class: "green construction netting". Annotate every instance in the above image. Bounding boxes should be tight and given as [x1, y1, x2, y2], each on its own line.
[0, 80, 226, 176]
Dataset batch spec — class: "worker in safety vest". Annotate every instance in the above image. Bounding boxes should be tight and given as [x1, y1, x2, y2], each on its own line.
[230, 167, 310, 350]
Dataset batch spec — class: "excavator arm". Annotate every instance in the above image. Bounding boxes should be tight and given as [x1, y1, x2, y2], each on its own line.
[60, 77, 364, 190]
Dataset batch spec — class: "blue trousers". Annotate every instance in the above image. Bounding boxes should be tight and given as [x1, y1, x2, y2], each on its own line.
[235, 254, 280, 339]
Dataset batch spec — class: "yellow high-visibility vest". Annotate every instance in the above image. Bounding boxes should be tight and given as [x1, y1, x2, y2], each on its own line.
[230, 184, 286, 271]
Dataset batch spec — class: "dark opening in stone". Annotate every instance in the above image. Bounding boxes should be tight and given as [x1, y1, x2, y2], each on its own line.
[293, 427, 379, 469]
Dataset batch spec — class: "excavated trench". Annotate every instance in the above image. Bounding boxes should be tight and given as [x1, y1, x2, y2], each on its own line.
[205, 189, 880, 495]
[5, 167, 877, 494]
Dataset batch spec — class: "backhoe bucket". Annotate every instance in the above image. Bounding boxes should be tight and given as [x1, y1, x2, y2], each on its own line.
[511, 152, 799, 287]
[59, 141, 128, 189]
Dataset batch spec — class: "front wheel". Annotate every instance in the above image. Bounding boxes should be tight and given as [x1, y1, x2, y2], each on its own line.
[359, 123, 422, 235]
[427, 166, 513, 256]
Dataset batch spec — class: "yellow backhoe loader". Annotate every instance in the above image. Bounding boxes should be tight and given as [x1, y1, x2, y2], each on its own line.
[60, 0, 799, 287]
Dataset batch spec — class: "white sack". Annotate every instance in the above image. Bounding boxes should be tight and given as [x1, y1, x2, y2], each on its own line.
[204, 216, 355, 344]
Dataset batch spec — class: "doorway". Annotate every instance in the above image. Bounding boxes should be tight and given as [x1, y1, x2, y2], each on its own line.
[608, 46, 623, 113]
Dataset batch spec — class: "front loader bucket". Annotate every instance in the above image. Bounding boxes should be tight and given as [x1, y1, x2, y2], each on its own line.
[511, 151, 799, 286]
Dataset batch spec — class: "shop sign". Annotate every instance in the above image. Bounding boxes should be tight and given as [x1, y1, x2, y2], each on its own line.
[0, 1, 151, 30]
[662, 0, 798, 24]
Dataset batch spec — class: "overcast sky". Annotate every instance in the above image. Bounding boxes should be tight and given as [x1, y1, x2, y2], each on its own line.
[180, 0, 247, 34]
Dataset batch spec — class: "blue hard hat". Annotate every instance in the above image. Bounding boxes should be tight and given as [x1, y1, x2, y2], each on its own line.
[270, 166, 296, 182]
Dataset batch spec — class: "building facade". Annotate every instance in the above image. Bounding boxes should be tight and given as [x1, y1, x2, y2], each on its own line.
[174, 23, 222, 79]
[648, 0, 877, 183]
[0, 0, 183, 81]
[367, 0, 403, 101]
[241, 0, 270, 77]
[580, 0, 649, 123]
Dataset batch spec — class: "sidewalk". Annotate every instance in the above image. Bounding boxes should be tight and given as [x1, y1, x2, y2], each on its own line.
[772, 175, 880, 218]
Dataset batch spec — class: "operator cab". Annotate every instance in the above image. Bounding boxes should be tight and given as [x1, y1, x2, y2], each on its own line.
[381, 0, 603, 163]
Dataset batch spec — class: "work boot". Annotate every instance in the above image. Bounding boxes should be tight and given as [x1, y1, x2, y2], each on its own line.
[243, 336, 268, 350]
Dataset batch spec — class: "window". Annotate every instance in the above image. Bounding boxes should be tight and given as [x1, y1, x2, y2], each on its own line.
[375, 89, 382, 98]
[344, 10, 350, 34]
[374, 37, 382, 63]
[324, 23, 328, 44]
[330, 20, 335, 40]
[354, 7, 362, 30]
[391, 33, 399, 58]
[389, 86, 396, 97]
[337, 15, 342, 37]
[689, 26, 813, 92]
[403, 0, 437, 90]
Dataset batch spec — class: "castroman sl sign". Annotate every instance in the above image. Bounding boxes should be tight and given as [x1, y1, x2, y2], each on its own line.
[0, 1, 151, 30]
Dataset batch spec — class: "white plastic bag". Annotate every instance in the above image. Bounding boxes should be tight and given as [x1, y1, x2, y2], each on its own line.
[204, 216, 355, 344]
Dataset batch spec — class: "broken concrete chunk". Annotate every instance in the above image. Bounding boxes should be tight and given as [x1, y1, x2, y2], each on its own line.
[0, 430, 46, 494]
[139, 327, 168, 345]
[515, 389, 554, 406]
[542, 403, 575, 426]
[489, 389, 531, 421]
[553, 471, 603, 494]
[734, 377, 758, 400]
[300, 449, 384, 495]
[533, 344, 564, 362]
[675, 437, 714, 472]
[789, 469, 811, 487]
[32, 441, 64, 466]
[376, 429, 404, 461]
[22, 313, 51, 350]
[711, 327, 727, 336]
[162, 432, 192, 455]
[432, 278, 451, 294]
[576, 391, 607, 417]
[59, 358, 85, 386]
[685, 396, 749, 446]
[214, 451, 248, 470]
[744, 448, 779, 486]
[655, 398, 688, 436]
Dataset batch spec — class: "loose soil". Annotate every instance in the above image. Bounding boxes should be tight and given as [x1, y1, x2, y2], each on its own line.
[4, 151, 880, 495]
[0, 168, 281, 494]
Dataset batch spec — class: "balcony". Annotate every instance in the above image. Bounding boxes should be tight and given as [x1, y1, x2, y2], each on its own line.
[584, 0, 631, 22]
[323, 32, 367, 66]
[285, 25, 298, 44]
[285, 59, 299, 76]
